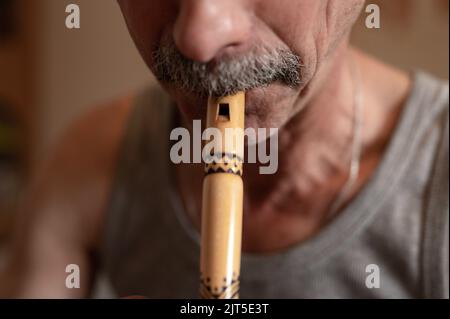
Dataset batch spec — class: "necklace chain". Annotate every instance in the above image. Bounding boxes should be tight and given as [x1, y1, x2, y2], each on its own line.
[327, 54, 364, 218]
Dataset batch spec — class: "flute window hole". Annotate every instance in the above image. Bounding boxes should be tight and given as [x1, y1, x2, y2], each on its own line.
[217, 103, 230, 122]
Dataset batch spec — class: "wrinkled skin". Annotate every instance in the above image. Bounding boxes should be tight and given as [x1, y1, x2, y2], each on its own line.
[117, 0, 365, 130]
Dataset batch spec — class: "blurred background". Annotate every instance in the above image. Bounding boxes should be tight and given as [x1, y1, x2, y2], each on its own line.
[0, 0, 448, 273]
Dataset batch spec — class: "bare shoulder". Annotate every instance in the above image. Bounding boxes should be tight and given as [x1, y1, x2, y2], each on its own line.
[0, 95, 136, 297]
[25, 95, 135, 249]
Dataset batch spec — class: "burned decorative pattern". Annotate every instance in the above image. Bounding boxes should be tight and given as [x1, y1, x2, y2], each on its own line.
[204, 152, 243, 176]
[200, 273, 240, 299]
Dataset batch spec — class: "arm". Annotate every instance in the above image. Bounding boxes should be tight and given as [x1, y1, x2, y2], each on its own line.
[0, 98, 132, 298]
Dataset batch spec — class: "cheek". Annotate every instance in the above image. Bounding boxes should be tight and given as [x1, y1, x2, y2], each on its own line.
[118, 0, 175, 63]
[270, 0, 363, 82]
[315, 0, 365, 57]
[255, 0, 323, 52]
[255, 1, 329, 86]
[257, 0, 363, 62]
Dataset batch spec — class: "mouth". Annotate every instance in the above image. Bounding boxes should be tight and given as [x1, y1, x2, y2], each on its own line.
[186, 85, 267, 116]
[172, 80, 302, 128]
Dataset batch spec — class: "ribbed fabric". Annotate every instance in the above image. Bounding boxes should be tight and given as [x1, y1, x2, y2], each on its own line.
[101, 72, 449, 298]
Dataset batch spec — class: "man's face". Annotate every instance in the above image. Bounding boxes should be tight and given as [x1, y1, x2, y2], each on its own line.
[118, 0, 364, 130]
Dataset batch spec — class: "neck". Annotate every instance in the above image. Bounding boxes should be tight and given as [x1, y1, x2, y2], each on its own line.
[241, 44, 359, 248]
[175, 44, 411, 253]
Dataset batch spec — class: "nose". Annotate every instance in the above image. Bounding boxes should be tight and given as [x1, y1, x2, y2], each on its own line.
[173, 0, 252, 62]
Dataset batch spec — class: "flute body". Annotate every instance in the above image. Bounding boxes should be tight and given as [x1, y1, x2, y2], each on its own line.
[200, 92, 245, 299]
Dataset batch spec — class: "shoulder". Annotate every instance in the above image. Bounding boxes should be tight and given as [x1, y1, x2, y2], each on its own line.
[58, 95, 135, 170]
[28, 94, 136, 248]
[45, 94, 135, 193]
[42, 85, 174, 247]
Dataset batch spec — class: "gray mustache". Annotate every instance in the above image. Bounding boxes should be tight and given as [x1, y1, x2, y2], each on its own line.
[152, 40, 303, 97]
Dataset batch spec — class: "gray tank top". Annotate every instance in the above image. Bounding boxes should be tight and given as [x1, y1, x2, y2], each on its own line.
[101, 72, 449, 299]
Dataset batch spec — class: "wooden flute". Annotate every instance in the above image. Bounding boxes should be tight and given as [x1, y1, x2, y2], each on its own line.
[200, 92, 245, 299]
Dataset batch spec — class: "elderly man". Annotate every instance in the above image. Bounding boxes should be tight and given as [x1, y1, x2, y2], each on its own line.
[1, 0, 448, 298]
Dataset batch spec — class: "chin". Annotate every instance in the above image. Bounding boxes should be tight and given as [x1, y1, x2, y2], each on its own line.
[243, 84, 299, 131]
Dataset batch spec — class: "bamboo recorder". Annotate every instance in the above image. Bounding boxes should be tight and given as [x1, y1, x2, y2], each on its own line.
[200, 92, 245, 299]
